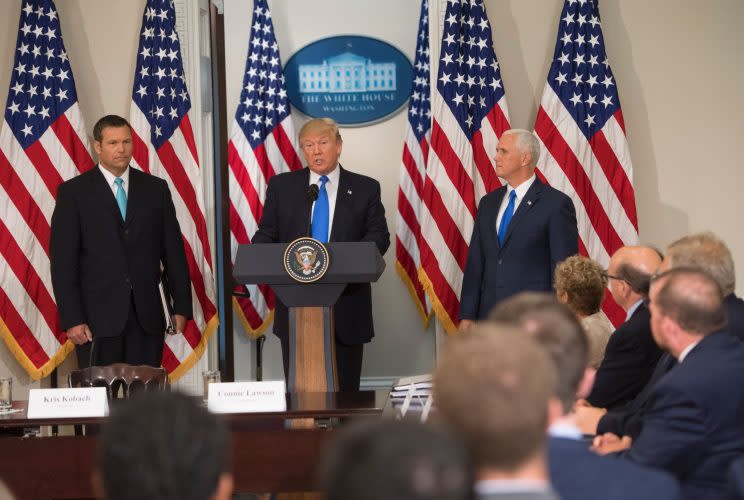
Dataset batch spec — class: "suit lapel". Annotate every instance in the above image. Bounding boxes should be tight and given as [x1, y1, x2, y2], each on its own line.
[296, 168, 312, 236]
[91, 166, 124, 225]
[501, 178, 543, 248]
[124, 167, 141, 226]
[330, 166, 351, 242]
[490, 186, 507, 249]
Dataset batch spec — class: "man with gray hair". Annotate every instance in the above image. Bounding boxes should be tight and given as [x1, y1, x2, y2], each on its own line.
[662, 232, 744, 339]
[460, 129, 578, 330]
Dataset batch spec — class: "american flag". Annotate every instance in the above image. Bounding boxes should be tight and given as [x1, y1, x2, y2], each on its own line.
[228, 0, 302, 338]
[418, 0, 511, 333]
[396, 0, 432, 326]
[0, 0, 93, 379]
[129, 0, 218, 379]
[533, 0, 637, 326]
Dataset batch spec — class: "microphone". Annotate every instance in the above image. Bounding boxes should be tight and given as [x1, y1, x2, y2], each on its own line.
[306, 184, 319, 236]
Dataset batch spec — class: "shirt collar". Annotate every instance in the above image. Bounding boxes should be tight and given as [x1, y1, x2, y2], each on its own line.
[99, 164, 129, 187]
[475, 479, 552, 495]
[506, 174, 536, 201]
[678, 340, 701, 363]
[626, 298, 644, 320]
[309, 164, 340, 186]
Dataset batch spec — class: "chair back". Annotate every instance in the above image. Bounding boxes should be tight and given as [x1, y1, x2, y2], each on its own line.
[68, 363, 168, 399]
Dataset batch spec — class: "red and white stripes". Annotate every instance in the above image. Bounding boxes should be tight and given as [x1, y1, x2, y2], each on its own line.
[0, 103, 92, 377]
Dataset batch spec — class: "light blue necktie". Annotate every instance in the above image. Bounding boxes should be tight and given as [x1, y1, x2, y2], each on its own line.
[497, 189, 516, 245]
[114, 177, 127, 220]
[311, 175, 329, 242]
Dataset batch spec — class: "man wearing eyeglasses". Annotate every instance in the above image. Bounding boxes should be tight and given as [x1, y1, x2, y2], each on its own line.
[583, 246, 663, 410]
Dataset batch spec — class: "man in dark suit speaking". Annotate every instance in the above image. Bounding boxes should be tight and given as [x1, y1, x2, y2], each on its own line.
[50, 115, 192, 368]
[252, 118, 390, 391]
[459, 129, 578, 330]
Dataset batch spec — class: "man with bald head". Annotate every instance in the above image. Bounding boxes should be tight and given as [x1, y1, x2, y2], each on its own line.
[594, 268, 744, 499]
[579, 233, 744, 436]
[459, 129, 578, 330]
[586, 246, 663, 409]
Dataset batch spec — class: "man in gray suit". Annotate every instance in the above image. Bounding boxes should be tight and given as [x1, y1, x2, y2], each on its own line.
[435, 323, 559, 500]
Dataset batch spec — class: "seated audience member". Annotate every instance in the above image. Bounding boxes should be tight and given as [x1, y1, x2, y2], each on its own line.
[491, 293, 681, 500]
[727, 456, 744, 500]
[435, 323, 559, 500]
[321, 419, 472, 500]
[554, 255, 614, 368]
[0, 480, 17, 500]
[593, 268, 744, 500]
[577, 232, 744, 438]
[97, 391, 233, 500]
[661, 232, 744, 339]
[585, 246, 662, 409]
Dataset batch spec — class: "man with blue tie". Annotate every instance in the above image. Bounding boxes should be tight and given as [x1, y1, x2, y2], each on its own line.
[252, 118, 390, 390]
[50, 115, 192, 368]
[459, 129, 578, 330]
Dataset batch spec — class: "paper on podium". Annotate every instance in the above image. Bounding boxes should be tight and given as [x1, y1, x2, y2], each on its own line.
[391, 374, 432, 398]
[390, 374, 433, 421]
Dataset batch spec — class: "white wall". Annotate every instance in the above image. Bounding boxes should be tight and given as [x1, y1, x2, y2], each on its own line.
[2, 0, 743, 391]
[224, 0, 437, 385]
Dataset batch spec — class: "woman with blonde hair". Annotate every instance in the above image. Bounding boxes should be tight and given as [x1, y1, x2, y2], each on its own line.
[554, 255, 614, 368]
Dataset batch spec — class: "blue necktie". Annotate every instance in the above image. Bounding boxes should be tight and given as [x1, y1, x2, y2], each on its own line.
[311, 175, 329, 242]
[497, 190, 516, 245]
[114, 177, 127, 220]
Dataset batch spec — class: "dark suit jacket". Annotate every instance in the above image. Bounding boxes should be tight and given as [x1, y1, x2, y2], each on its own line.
[624, 332, 744, 500]
[548, 436, 681, 500]
[50, 167, 192, 338]
[597, 294, 744, 437]
[725, 294, 744, 341]
[460, 177, 578, 320]
[251, 166, 390, 345]
[587, 303, 662, 409]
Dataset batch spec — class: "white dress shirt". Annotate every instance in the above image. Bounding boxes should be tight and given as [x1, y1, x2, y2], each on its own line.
[309, 164, 340, 237]
[495, 174, 536, 231]
[99, 164, 130, 198]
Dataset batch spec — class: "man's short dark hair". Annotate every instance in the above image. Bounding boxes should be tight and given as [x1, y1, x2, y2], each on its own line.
[490, 293, 588, 413]
[93, 115, 132, 142]
[321, 419, 472, 500]
[652, 267, 727, 336]
[616, 262, 654, 296]
[99, 390, 230, 500]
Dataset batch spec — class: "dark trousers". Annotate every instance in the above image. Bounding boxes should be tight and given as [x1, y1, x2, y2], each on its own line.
[75, 295, 164, 368]
[280, 335, 364, 392]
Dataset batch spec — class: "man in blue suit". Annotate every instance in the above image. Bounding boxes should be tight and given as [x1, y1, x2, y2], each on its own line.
[459, 129, 577, 330]
[578, 232, 744, 438]
[490, 293, 681, 500]
[594, 268, 744, 500]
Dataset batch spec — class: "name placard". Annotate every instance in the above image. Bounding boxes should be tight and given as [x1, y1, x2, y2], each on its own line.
[207, 381, 286, 414]
[27, 387, 109, 419]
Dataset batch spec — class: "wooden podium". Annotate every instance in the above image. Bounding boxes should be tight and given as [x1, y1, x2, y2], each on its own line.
[234, 241, 385, 393]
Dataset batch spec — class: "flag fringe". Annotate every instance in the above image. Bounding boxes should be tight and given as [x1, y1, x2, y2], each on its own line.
[0, 317, 75, 381]
[233, 297, 273, 340]
[167, 313, 220, 382]
[395, 261, 431, 328]
[417, 267, 459, 335]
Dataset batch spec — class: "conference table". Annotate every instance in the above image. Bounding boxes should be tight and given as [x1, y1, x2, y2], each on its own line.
[0, 390, 390, 500]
